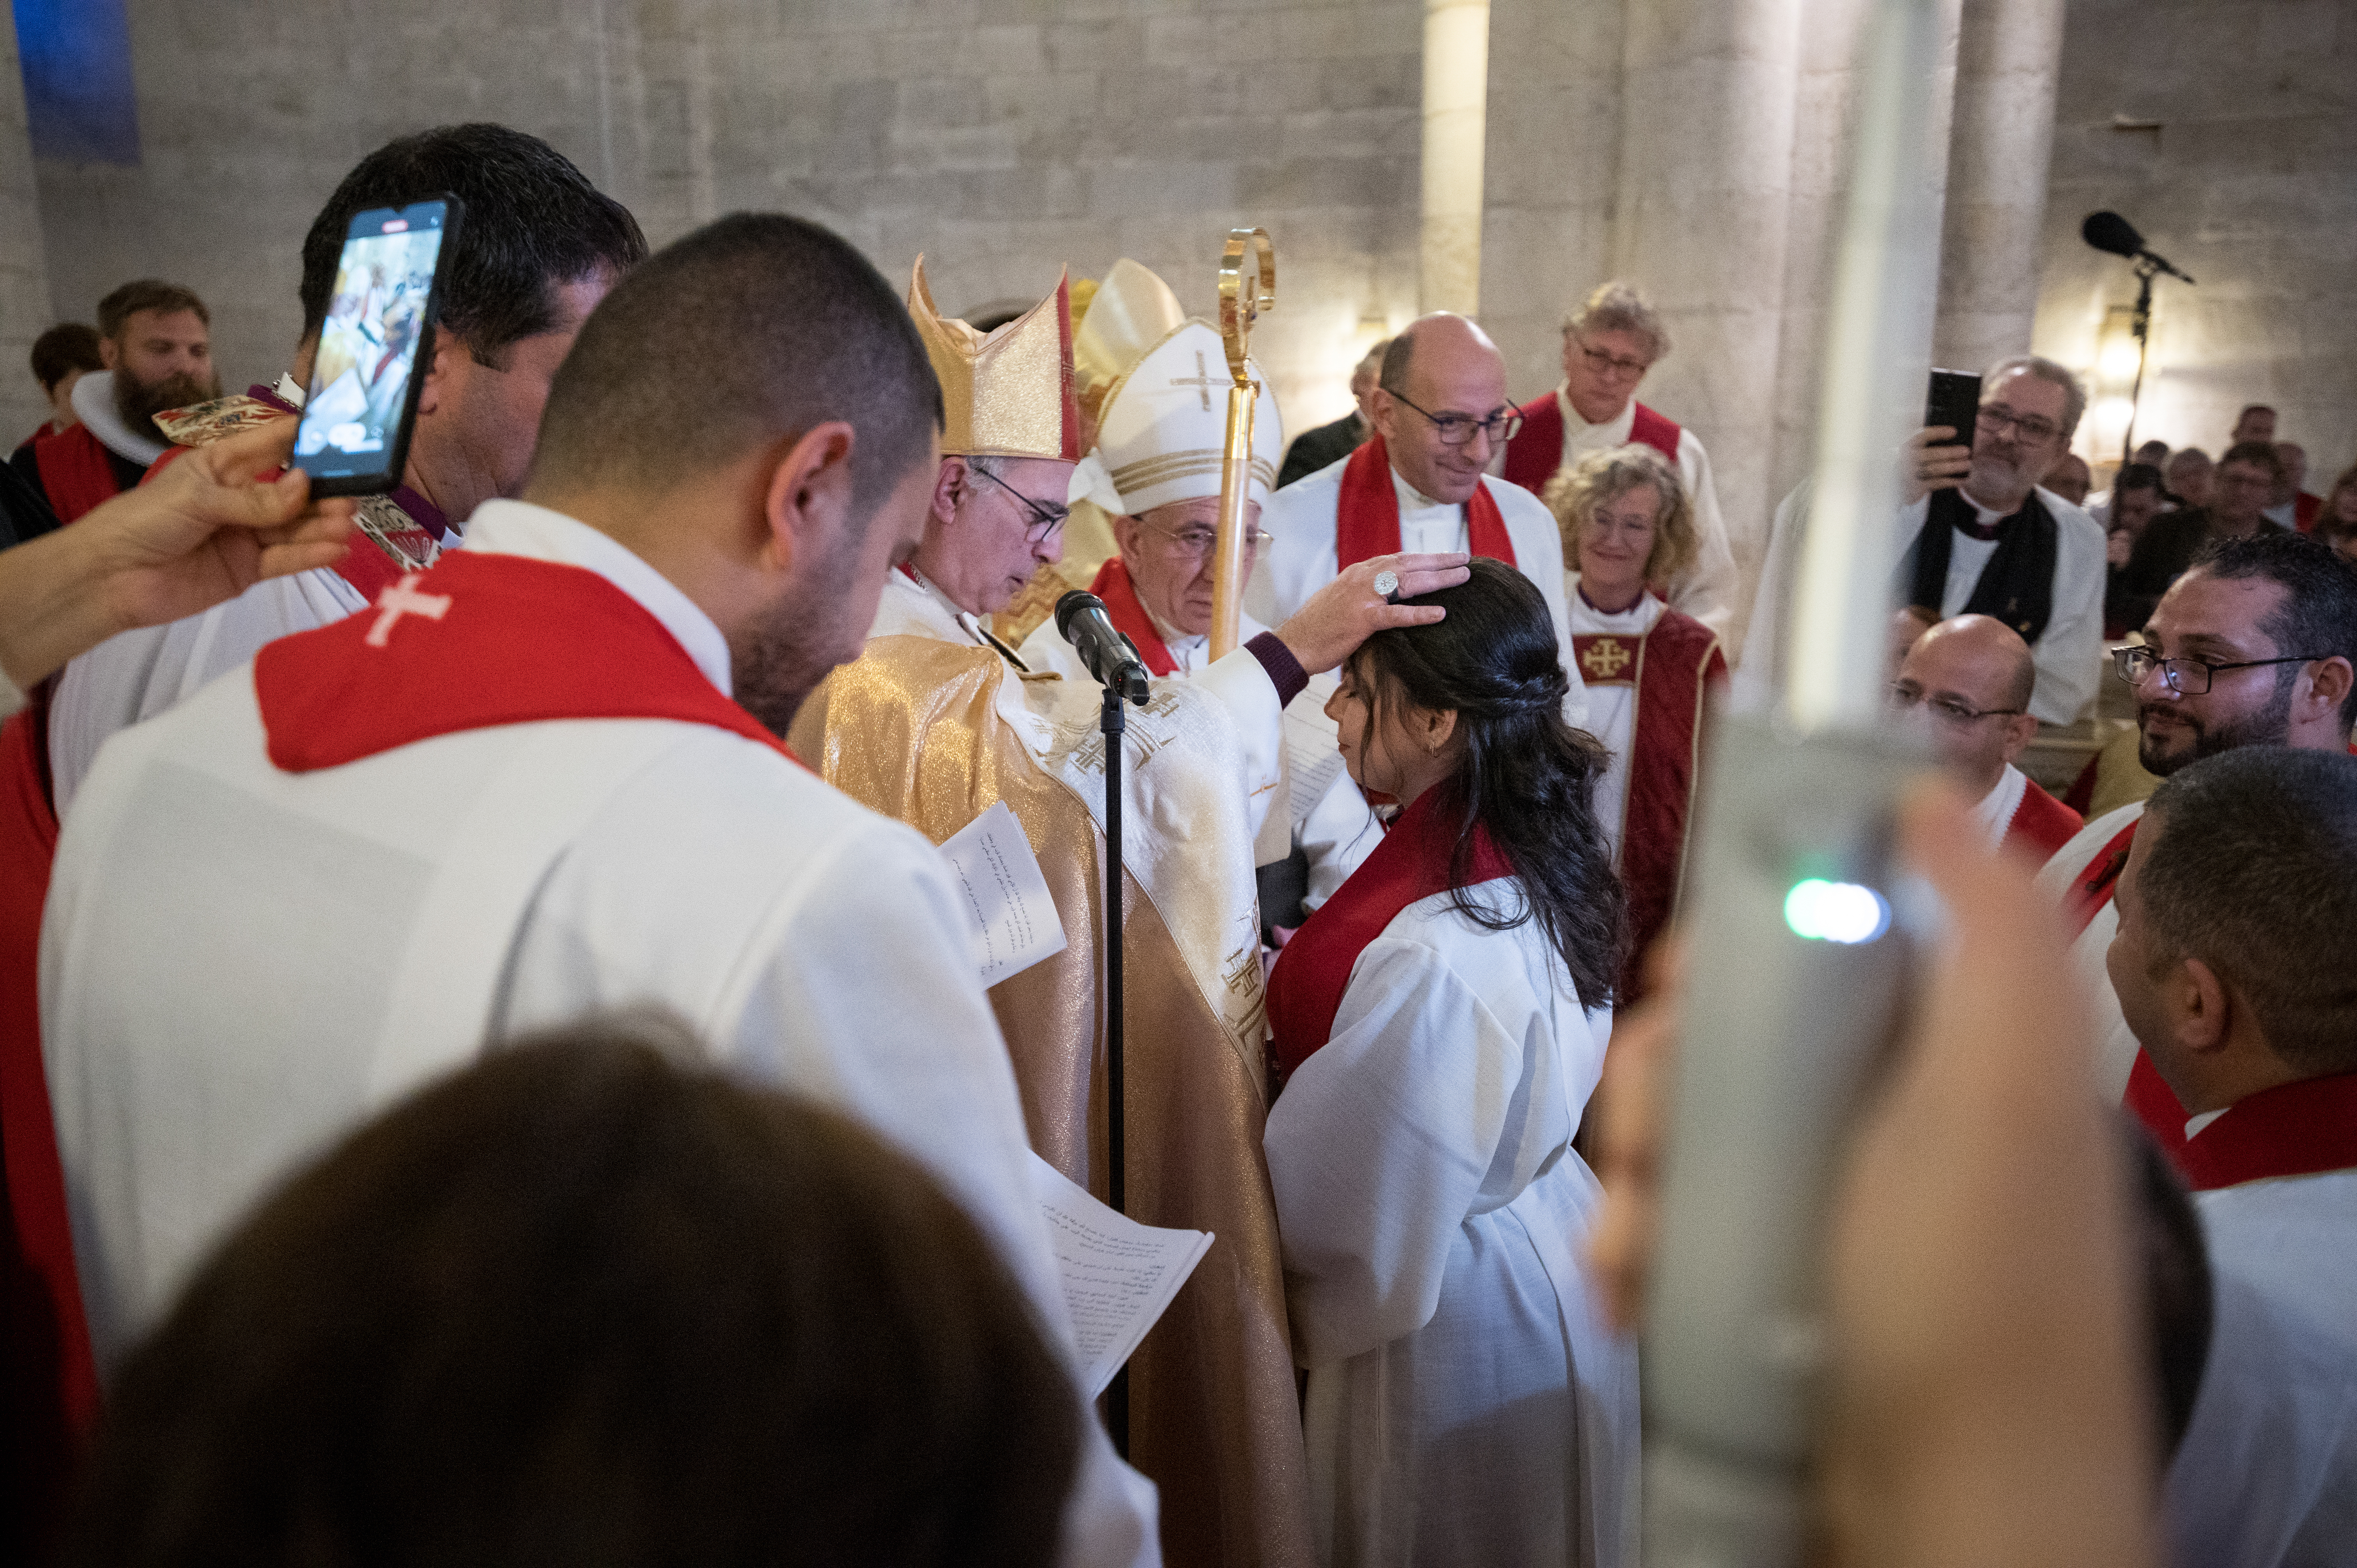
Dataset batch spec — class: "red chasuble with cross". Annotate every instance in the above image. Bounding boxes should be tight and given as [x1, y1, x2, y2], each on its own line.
[1572, 605, 1724, 1001]
[256, 553, 796, 773]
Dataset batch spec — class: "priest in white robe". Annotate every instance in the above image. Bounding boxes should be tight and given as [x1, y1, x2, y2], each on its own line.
[42, 214, 1163, 1568]
[1014, 260, 1378, 908]
[1249, 313, 1590, 731]
[2102, 747, 2357, 1567]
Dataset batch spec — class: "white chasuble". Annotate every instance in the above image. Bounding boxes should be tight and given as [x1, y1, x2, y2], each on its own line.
[42, 499, 1161, 1568]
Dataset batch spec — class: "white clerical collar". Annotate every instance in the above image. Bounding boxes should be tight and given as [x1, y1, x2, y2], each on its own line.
[1556, 384, 1634, 443]
[1960, 491, 2011, 529]
[1390, 464, 1452, 514]
[70, 370, 170, 466]
[2186, 1106, 2230, 1141]
[461, 498, 734, 696]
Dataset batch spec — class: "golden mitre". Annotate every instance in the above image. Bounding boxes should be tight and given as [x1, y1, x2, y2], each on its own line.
[906, 257, 1081, 461]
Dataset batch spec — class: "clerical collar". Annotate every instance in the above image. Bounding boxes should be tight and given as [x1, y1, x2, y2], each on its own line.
[1390, 465, 1452, 514]
[1556, 384, 1631, 440]
[1576, 582, 1650, 617]
[1950, 490, 2018, 542]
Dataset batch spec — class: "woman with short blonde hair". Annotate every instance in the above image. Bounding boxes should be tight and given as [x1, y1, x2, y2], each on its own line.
[1543, 441, 1698, 590]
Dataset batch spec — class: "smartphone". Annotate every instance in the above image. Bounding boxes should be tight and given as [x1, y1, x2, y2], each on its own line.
[1925, 368, 1980, 453]
[292, 197, 464, 496]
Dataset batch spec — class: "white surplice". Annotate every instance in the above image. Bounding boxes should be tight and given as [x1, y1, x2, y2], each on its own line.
[1263, 882, 1637, 1568]
[2166, 1165, 2357, 1568]
[1017, 602, 1380, 906]
[42, 498, 1161, 1568]
[49, 565, 368, 814]
[1564, 578, 1668, 862]
[1248, 455, 1590, 729]
[2032, 800, 2145, 1100]
[1547, 388, 1742, 643]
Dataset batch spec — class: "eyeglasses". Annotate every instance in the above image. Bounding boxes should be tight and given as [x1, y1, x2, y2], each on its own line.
[1887, 682, 2024, 726]
[1387, 392, 1525, 448]
[2111, 645, 2331, 695]
[1574, 338, 1652, 379]
[970, 463, 1069, 544]
[1141, 518, 1276, 561]
[1975, 404, 2063, 445]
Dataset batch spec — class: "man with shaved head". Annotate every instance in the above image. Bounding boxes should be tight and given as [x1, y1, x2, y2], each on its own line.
[1892, 613, 2082, 861]
[1250, 311, 1588, 724]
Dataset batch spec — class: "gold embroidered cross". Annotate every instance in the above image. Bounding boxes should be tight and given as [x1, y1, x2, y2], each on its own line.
[1581, 636, 1632, 680]
[1171, 350, 1220, 412]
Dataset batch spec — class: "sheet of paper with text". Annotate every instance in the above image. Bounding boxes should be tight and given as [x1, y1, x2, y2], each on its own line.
[937, 800, 1068, 986]
[1026, 1152, 1214, 1398]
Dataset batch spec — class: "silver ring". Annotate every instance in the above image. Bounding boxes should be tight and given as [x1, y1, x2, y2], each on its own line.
[1371, 569, 1400, 602]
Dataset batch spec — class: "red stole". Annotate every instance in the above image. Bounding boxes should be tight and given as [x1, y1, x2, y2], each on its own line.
[1334, 436, 1516, 570]
[2168, 1072, 2357, 1192]
[257, 551, 798, 773]
[29, 423, 125, 524]
[1089, 557, 1177, 677]
[2000, 777, 2083, 863]
[1501, 393, 1683, 495]
[1574, 602, 1724, 1001]
[1265, 785, 1513, 1082]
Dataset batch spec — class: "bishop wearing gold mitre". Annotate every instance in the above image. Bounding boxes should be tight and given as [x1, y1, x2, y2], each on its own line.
[791, 258, 1468, 1568]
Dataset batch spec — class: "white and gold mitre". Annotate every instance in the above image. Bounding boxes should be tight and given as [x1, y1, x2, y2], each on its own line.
[906, 257, 1081, 461]
[1087, 265, 1282, 517]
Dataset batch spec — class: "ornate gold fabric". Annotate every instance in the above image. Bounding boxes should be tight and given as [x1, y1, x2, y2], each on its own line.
[788, 638, 1313, 1568]
[906, 257, 1081, 461]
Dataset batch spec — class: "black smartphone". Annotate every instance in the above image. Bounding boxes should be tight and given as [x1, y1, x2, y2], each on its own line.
[1925, 368, 1980, 452]
[293, 197, 464, 496]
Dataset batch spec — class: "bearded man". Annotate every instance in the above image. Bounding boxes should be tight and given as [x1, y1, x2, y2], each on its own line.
[10, 282, 219, 524]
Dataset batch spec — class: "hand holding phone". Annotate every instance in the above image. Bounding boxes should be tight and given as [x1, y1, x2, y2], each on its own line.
[292, 197, 464, 498]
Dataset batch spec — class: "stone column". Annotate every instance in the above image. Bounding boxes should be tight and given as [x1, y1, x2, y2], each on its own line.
[1930, 0, 2065, 374]
[1420, 0, 1491, 314]
[1608, 0, 1809, 574]
[0, 7, 57, 445]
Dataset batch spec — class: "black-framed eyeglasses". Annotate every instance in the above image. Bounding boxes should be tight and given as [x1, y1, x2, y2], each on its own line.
[1388, 392, 1524, 448]
[1140, 517, 1275, 561]
[2112, 645, 2332, 696]
[970, 463, 1069, 543]
[1887, 682, 2024, 726]
[1573, 337, 1652, 378]
[1975, 404, 2063, 445]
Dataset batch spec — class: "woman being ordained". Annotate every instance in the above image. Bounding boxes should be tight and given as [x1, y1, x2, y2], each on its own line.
[1262, 559, 1636, 1568]
[1547, 443, 1727, 1000]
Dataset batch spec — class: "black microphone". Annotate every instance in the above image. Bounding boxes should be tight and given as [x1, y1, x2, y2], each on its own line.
[1054, 591, 1150, 706]
[2081, 210, 2196, 283]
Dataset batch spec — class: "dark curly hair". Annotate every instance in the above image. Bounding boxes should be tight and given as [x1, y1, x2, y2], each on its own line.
[1352, 558, 1627, 1006]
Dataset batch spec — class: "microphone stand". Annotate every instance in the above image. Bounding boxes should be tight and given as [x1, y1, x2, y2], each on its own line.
[2122, 257, 2157, 468]
[1099, 677, 1130, 1459]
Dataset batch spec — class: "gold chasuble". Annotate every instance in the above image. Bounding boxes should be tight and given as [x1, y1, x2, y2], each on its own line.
[790, 639, 1313, 1568]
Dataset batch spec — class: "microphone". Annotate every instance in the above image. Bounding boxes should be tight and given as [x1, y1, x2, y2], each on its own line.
[1055, 591, 1151, 706]
[2081, 210, 2196, 283]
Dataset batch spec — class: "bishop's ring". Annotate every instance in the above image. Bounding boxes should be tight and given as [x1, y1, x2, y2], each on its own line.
[1372, 569, 1401, 604]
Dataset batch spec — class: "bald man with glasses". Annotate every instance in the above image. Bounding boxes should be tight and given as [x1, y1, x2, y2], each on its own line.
[1251, 311, 1589, 729]
[1891, 613, 2083, 862]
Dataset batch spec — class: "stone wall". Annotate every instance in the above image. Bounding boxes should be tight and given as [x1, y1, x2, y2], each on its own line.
[0, 8, 54, 446]
[2032, 0, 2357, 487]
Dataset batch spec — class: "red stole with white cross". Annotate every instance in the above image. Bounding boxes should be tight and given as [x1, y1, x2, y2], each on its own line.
[1089, 556, 1178, 677]
[1573, 600, 1725, 1000]
[1334, 436, 1516, 570]
[1265, 783, 1512, 1084]
[255, 552, 797, 773]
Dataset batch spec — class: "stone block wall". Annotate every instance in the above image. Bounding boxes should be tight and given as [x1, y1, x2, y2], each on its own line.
[0, 9, 53, 446]
[2033, 0, 2357, 486]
